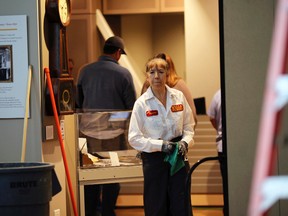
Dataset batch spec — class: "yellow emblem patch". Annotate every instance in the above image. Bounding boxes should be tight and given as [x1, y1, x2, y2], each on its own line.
[171, 104, 184, 112]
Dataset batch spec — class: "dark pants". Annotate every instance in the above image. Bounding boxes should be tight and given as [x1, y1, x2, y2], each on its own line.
[84, 184, 120, 216]
[218, 152, 225, 179]
[84, 185, 101, 216]
[84, 135, 123, 216]
[141, 152, 187, 216]
[218, 152, 227, 215]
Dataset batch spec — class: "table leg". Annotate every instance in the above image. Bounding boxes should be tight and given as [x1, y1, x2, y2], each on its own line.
[79, 184, 85, 216]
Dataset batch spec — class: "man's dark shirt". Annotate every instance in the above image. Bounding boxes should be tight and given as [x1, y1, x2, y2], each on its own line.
[77, 55, 136, 110]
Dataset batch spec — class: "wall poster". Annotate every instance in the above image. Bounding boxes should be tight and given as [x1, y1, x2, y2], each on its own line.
[0, 15, 29, 118]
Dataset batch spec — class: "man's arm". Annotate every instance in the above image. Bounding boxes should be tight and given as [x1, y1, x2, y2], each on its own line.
[123, 73, 137, 109]
[76, 84, 84, 108]
[210, 117, 218, 130]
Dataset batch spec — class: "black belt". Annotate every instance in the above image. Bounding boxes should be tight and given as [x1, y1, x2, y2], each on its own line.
[141, 151, 165, 160]
[141, 152, 186, 160]
[141, 135, 182, 159]
[170, 135, 182, 142]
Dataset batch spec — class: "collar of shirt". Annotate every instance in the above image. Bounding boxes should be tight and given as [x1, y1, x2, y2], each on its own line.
[144, 85, 177, 101]
[98, 55, 119, 64]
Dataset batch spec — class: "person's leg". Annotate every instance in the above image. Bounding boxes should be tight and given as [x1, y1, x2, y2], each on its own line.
[169, 166, 187, 216]
[218, 152, 225, 178]
[101, 183, 120, 216]
[119, 133, 127, 150]
[184, 160, 193, 216]
[142, 152, 170, 216]
[218, 152, 226, 215]
[85, 139, 103, 216]
[84, 185, 101, 216]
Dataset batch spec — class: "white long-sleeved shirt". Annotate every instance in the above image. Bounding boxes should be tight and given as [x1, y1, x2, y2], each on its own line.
[128, 85, 194, 153]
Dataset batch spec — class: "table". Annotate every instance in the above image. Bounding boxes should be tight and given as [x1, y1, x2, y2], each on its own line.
[77, 151, 143, 216]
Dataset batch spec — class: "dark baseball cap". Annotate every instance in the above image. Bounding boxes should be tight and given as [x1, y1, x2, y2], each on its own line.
[104, 36, 126, 55]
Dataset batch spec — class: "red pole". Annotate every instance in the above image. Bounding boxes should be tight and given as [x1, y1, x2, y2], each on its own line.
[44, 67, 78, 216]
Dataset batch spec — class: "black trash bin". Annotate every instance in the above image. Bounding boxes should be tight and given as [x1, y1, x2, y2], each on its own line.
[0, 162, 55, 216]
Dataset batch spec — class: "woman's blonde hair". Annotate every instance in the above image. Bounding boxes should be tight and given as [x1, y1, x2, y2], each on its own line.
[141, 53, 180, 94]
[154, 53, 180, 87]
[145, 57, 168, 73]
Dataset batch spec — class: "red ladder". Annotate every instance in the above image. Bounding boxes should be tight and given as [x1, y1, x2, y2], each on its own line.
[248, 0, 288, 215]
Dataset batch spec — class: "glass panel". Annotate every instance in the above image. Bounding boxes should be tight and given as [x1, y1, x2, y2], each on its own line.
[77, 110, 132, 154]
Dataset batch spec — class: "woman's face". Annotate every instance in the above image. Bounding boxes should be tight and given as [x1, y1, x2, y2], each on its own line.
[146, 59, 168, 90]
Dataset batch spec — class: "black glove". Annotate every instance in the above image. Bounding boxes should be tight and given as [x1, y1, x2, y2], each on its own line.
[161, 141, 177, 155]
[178, 141, 188, 156]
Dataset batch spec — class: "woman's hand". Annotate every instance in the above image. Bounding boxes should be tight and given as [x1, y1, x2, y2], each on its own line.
[178, 141, 188, 156]
[161, 141, 177, 155]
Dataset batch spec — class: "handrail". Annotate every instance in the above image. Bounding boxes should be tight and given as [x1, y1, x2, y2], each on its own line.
[184, 156, 220, 216]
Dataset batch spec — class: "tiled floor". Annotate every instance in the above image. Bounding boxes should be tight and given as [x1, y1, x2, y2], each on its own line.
[115, 207, 223, 216]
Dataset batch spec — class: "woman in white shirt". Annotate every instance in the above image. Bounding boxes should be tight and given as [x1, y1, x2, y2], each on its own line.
[141, 53, 198, 127]
[128, 57, 195, 216]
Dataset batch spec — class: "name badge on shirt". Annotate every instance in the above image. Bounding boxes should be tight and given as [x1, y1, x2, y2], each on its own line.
[146, 110, 158, 117]
[171, 104, 184, 112]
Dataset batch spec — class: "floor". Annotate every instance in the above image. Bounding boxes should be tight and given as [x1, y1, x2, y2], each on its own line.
[115, 207, 223, 216]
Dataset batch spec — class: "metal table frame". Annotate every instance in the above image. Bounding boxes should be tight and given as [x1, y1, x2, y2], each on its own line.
[78, 164, 143, 216]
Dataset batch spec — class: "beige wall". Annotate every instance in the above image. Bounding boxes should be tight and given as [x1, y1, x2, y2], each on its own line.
[63, 115, 78, 216]
[121, 14, 153, 81]
[152, 14, 186, 79]
[121, 5, 220, 109]
[121, 13, 188, 95]
[39, 1, 67, 215]
[185, 0, 220, 109]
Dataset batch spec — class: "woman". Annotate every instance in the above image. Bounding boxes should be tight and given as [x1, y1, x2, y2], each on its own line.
[141, 53, 198, 127]
[129, 57, 195, 216]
